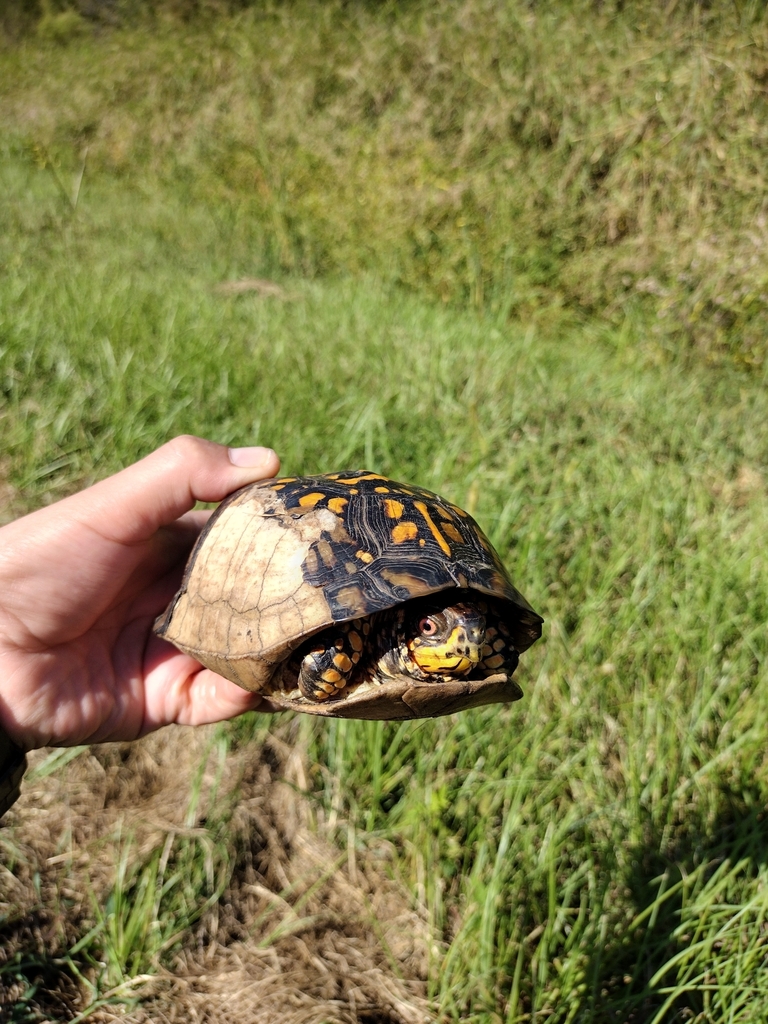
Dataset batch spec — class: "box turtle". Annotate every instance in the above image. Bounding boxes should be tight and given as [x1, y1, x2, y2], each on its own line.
[155, 472, 543, 720]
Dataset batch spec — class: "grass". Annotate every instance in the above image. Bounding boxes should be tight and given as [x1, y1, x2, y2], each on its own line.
[1, 3, 768, 1021]
[2, 0, 768, 365]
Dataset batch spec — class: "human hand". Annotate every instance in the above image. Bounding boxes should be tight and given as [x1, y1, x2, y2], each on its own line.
[0, 436, 280, 751]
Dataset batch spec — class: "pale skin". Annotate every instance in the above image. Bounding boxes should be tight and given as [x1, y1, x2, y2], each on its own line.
[0, 436, 281, 751]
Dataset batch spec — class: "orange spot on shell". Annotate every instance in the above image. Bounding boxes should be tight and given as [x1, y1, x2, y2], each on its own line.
[328, 496, 348, 513]
[299, 492, 325, 508]
[442, 522, 463, 544]
[413, 500, 451, 556]
[391, 521, 419, 543]
[356, 550, 374, 563]
[336, 474, 388, 485]
[383, 498, 405, 519]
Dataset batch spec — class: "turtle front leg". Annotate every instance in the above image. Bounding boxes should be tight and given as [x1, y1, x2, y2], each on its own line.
[297, 620, 367, 701]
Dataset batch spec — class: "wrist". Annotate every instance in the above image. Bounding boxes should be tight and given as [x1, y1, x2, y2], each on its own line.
[0, 724, 26, 818]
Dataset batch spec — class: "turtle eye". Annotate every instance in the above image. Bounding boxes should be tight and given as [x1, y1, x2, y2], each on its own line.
[418, 616, 439, 637]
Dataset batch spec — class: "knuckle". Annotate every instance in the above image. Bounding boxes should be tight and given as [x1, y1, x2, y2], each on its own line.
[164, 434, 216, 467]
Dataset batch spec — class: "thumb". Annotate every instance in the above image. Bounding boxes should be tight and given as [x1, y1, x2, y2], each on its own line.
[64, 436, 280, 544]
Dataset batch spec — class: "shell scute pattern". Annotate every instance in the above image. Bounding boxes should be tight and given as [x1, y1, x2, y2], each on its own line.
[260, 472, 540, 651]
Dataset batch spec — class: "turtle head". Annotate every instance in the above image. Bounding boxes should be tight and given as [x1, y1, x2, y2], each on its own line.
[405, 600, 486, 676]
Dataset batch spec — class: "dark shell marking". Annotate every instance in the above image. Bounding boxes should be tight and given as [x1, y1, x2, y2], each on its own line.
[262, 472, 542, 654]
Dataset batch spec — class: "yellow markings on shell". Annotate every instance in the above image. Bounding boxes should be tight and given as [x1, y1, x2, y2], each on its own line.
[413, 500, 452, 556]
[374, 486, 390, 493]
[442, 522, 463, 544]
[493, 638, 506, 652]
[483, 653, 506, 670]
[345, 561, 358, 574]
[383, 498, 405, 518]
[419, 538, 426, 547]
[322, 668, 342, 684]
[449, 503, 469, 517]
[333, 652, 353, 672]
[336, 473, 388, 485]
[299, 491, 326, 508]
[349, 630, 363, 652]
[391, 521, 419, 543]
[356, 550, 375, 563]
[350, 488, 359, 495]
[327, 496, 348, 514]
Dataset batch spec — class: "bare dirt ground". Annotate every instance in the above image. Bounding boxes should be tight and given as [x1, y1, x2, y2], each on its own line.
[0, 723, 432, 1023]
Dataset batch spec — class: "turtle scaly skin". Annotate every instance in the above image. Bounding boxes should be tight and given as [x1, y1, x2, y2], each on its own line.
[293, 594, 522, 701]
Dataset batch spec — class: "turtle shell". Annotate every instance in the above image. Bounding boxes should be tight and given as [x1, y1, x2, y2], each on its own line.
[154, 471, 543, 719]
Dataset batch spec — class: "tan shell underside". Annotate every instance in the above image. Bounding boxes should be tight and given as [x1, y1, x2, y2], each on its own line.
[158, 493, 343, 692]
[258, 672, 523, 720]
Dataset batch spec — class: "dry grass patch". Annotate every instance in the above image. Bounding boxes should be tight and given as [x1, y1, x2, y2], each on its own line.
[0, 722, 431, 1023]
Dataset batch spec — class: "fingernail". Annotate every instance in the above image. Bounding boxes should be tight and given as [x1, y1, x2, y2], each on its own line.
[228, 445, 277, 468]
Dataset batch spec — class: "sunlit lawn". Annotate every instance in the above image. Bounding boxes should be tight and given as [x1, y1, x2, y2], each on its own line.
[2, 4, 768, 1019]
